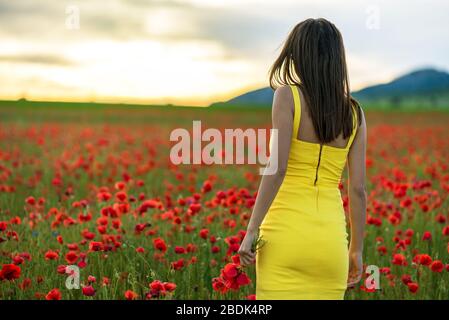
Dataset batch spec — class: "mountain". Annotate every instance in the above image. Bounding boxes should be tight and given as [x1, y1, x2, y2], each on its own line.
[220, 68, 449, 108]
[226, 87, 274, 105]
[352, 68, 449, 102]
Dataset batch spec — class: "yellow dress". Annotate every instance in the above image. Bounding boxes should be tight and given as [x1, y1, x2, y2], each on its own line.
[256, 85, 358, 300]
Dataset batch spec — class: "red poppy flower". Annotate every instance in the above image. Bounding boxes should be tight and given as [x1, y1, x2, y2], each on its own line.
[115, 191, 127, 202]
[115, 181, 126, 190]
[227, 242, 240, 256]
[377, 245, 387, 255]
[392, 253, 407, 266]
[82, 285, 96, 296]
[13, 255, 24, 265]
[222, 263, 239, 279]
[199, 228, 209, 239]
[216, 190, 226, 199]
[45, 250, 59, 261]
[67, 243, 79, 251]
[82, 229, 96, 240]
[147, 279, 173, 299]
[79, 212, 92, 223]
[430, 260, 444, 273]
[19, 278, 32, 290]
[89, 241, 104, 252]
[0, 264, 21, 281]
[25, 196, 36, 206]
[56, 265, 67, 274]
[124, 290, 138, 300]
[8, 216, 19, 224]
[231, 254, 240, 265]
[97, 192, 112, 202]
[443, 226, 449, 236]
[380, 267, 391, 275]
[212, 277, 227, 293]
[401, 274, 412, 285]
[407, 282, 419, 293]
[188, 203, 202, 215]
[236, 273, 251, 286]
[150, 280, 165, 291]
[46, 288, 62, 300]
[97, 225, 107, 234]
[174, 246, 185, 254]
[65, 251, 79, 264]
[422, 231, 432, 241]
[171, 259, 184, 270]
[202, 180, 212, 193]
[20, 252, 31, 261]
[134, 223, 147, 233]
[102, 277, 110, 286]
[163, 282, 176, 292]
[112, 219, 122, 229]
[153, 238, 167, 252]
[418, 254, 432, 266]
[436, 214, 446, 224]
[405, 229, 414, 237]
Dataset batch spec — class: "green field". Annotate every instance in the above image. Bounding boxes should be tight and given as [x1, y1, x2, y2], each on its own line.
[0, 101, 449, 300]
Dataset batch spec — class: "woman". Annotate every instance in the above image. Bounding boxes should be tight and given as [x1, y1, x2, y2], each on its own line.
[238, 18, 367, 300]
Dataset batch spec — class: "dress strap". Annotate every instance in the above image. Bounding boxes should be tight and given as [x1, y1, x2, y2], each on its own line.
[289, 85, 301, 139]
[346, 104, 358, 149]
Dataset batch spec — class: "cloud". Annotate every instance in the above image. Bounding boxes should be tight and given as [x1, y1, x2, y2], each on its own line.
[0, 0, 449, 104]
[0, 1, 148, 41]
[0, 54, 74, 66]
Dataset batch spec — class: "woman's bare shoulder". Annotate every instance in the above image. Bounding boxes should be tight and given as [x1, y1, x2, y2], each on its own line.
[272, 85, 294, 115]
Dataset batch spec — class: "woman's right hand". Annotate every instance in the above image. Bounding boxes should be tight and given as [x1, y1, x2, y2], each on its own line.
[347, 251, 363, 288]
[238, 230, 257, 267]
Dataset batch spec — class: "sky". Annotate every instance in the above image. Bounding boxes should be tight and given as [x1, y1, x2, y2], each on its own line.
[0, 0, 448, 106]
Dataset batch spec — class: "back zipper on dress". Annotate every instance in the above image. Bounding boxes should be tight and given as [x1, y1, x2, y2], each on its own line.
[314, 144, 323, 211]
[314, 144, 323, 186]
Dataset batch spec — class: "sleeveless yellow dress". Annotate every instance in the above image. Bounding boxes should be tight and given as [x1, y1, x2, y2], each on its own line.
[256, 85, 358, 300]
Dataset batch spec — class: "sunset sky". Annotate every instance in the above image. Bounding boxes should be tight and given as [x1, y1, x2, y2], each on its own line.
[1, 0, 448, 106]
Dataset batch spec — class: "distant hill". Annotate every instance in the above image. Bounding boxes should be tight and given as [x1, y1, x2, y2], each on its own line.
[353, 69, 449, 100]
[226, 87, 274, 105]
[219, 68, 449, 109]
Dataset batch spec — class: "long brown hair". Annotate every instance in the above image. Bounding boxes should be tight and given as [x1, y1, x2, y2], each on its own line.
[269, 18, 362, 143]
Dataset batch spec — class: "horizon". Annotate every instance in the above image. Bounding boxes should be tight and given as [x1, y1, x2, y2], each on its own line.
[1, 0, 449, 106]
[2, 66, 445, 107]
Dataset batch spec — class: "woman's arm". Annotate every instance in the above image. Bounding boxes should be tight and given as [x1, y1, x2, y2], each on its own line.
[238, 86, 295, 266]
[346, 107, 367, 287]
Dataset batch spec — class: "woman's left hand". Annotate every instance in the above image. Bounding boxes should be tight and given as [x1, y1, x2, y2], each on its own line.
[238, 230, 257, 267]
[347, 250, 363, 288]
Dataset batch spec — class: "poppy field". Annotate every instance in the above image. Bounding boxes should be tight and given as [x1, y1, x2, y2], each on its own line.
[0, 103, 449, 300]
